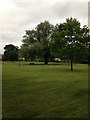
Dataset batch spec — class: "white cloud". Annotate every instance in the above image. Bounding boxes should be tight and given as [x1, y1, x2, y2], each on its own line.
[0, 0, 89, 54]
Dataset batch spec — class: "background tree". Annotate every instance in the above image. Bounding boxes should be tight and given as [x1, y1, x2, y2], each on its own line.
[19, 44, 30, 61]
[22, 21, 54, 64]
[4, 44, 19, 61]
[51, 17, 89, 70]
[36, 21, 54, 64]
[20, 43, 43, 61]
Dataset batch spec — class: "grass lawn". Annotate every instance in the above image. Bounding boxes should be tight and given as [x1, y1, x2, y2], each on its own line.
[2, 62, 88, 118]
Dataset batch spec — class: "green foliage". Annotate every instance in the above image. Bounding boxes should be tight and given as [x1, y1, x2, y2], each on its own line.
[51, 17, 89, 68]
[19, 44, 30, 61]
[23, 30, 37, 45]
[19, 17, 90, 67]
[21, 21, 54, 64]
[3, 44, 19, 61]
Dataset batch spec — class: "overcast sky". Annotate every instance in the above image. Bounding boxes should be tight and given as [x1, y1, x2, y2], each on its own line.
[0, 0, 89, 54]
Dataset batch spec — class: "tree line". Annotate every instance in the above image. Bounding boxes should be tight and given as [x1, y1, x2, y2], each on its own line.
[2, 17, 90, 70]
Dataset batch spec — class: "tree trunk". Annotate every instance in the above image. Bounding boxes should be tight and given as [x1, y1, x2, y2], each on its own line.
[44, 58, 48, 65]
[25, 57, 27, 62]
[71, 59, 73, 71]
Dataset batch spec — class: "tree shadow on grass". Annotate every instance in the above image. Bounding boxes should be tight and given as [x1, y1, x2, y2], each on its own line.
[29, 64, 63, 66]
[22, 62, 88, 73]
[24, 62, 64, 66]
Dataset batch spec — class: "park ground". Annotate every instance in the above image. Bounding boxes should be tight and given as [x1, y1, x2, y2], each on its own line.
[2, 62, 88, 118]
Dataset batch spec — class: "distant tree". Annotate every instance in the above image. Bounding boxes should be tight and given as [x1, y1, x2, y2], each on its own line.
[0, 54, 2, 61]
[4, 44, 19, 61]
[22, 21, 54, 64]
[29, 42, 43, 61]
[19, 44, 30, 61]
[51, 17, 89, 70]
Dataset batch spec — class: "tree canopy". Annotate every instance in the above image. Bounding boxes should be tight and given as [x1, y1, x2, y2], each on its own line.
[3, 18, 89, 70]
[22, 20, 54, 64]
[3, 44, 19, 61]
[51, 17, 89, 70]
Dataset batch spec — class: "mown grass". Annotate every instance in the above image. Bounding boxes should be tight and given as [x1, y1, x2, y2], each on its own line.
[2, 62, 88, 118]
